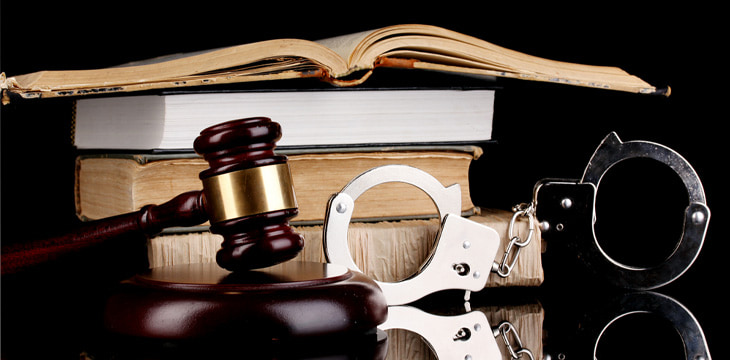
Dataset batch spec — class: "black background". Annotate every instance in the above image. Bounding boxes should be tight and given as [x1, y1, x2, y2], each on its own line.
[1, 2, 726, 359]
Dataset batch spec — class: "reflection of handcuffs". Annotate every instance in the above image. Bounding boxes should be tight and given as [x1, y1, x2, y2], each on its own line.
[376, 291, 712, 360]
[577, 291, 712, 360]
[322, 132, 710, 359]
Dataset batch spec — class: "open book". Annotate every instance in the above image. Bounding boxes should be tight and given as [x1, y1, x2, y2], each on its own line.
[1, 24, 661, 101]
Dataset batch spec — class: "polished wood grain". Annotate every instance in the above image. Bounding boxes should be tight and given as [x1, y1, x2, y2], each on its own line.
[194, 117, 304, 271]
[103, 262, 388, 340]
[1, 117, 303, 274]
[1, 190, 206, 274]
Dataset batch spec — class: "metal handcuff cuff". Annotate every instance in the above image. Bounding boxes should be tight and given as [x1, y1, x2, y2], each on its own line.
[322, 132, 710, 359]
[323, 164, 515, 359]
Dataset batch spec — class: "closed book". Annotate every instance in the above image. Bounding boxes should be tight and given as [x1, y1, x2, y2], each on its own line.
[71, 87, 495, 151]
[147, 210, 544, 288]
[75, 145, 483, 224]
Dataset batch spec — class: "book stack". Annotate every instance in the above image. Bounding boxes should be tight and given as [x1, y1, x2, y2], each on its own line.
[73, 85, 544, 288]
[29, 22, 660, 289]
[1, 23, 663, 288]
[2, 24, 661, 101]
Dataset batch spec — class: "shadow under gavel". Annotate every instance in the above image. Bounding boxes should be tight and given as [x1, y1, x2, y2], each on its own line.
[1, 117, 305, 275]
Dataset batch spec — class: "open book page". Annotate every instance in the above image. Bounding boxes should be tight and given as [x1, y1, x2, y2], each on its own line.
[377, 47, 654, 93]
[3, 39, 347, 99]
[353, 25, 655, 93]
[314, 29, 375, 66]
[1, 24, 661, 100]
[111, 48, 225, 68]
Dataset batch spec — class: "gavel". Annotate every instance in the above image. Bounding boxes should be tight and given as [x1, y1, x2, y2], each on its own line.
[1, 117, 305, 274]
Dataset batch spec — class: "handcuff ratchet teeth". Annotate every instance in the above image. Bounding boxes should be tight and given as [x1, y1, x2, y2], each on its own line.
[534, 132, 710, 290]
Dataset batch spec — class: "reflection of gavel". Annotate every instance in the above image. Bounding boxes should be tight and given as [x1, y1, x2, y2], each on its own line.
[1, 117, 304, 274]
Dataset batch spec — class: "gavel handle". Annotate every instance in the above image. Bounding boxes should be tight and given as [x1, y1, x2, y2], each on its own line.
[1, 191, 207, 275]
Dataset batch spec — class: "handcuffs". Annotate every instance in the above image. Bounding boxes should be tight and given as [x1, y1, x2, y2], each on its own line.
[322, 132, 710, 359]
[535, 132, 710, 290]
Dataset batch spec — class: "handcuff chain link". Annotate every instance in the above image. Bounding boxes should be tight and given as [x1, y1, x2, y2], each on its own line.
[496, 321, 535, 360]
[493, 202, 535, 278]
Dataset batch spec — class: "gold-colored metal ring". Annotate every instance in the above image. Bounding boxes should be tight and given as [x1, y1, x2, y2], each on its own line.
[202, 163, 297, 223]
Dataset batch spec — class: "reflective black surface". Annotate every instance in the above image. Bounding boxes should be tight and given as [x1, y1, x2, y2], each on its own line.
[2, 3, 724, 359]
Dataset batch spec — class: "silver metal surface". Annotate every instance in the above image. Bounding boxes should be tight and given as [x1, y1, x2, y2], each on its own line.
[495, 321, 535, 360]
[493, 203, 535, 278]
[380, 306, 502, 360]
[581, 132, 706, 205]
[323, 165, 501, 305]
[582, 132, 710, 289]
[329, 164, 463, 219]
[534, 132, 710, 289]
[592, 291, 712, 359]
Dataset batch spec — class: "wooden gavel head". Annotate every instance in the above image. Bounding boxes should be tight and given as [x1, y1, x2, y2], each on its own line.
[193, 117, 304, 272]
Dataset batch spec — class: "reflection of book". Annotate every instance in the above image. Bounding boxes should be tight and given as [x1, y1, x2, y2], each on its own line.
[1, 24, 660, 101]
[70, 88, 495, 150]
[75, 146, 482, 224]
[147, 210, 544, 288]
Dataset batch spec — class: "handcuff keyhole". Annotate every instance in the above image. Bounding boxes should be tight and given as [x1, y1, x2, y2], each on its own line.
[453, 263, 470, 276]
[453, 327, 472, 341]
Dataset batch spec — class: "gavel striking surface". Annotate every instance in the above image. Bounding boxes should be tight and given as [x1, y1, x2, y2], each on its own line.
[102, 118, 386, 342]
[103, 261, 388, 340]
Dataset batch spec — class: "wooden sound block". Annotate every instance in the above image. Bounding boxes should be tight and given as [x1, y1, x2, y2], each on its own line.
[103, 261, 388, 341]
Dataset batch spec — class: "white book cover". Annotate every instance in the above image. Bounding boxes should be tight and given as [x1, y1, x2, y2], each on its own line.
[74, 89, 495, 150]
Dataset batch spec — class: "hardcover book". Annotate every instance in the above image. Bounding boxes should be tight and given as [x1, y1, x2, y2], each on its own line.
[147, 210, 544, 288]
[75, 145, 483, 224]
[1, 24, 661, 102]
[71, 87, 495, 150]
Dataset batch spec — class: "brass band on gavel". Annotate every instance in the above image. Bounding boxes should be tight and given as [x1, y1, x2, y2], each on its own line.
[202, 163, 297, 224]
